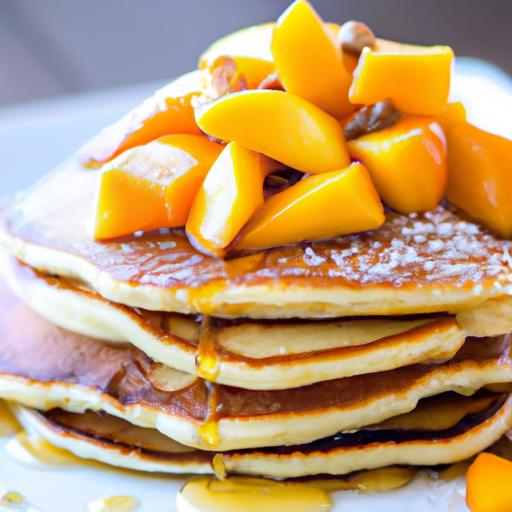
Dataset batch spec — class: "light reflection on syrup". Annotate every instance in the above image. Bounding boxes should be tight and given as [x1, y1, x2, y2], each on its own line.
[0, 490, 43, 511]
[5, 431, 81, 469]
[178, 477, 332, 512]
[87, 496, 139, 512]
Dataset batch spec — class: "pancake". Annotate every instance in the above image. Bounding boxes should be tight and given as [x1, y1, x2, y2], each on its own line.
[0, 277, 511, 451]
[1, 160, 511, 319]
[10, 392, 511, 478]
[4, 257, 466, 390]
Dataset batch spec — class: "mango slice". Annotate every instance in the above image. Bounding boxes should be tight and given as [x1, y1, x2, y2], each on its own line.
[446, 122, 512, 238]
[349, 42, 453, 116]
[271, 0, 354, 117]
[81, 72, 203, 166]
[466, 453, 512, 512]
[236, 162, 384, 250]
[94, 134, 223, 240]
[186, 142, 271, 256]
[347, 117, 447, 214]
[195, 90, 350, 173]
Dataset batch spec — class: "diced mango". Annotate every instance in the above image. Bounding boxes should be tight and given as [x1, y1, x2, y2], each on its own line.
[195, 90, 350, 173]
[349, 43, 453, 116]
[466, 453, 512, 512]
[271, 0, 354, 117]
[186, 142, 271, 256]
[81, 72, 203, 166]
[236, 162, 384, 250]
[94, 134, 223, 240]
[347, 116, 447, 214]
[446, 122, 512, 238]
[437, 102, 466, 133]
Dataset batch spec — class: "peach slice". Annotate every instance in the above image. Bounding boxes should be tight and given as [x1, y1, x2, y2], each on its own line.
[195, 90, 350, 173]
[81, 72, 204, 166]
[347, 116, 447, 214]
[467, 453, 512, 512]
[446, 122, 512, 238]
[186, 142, 272, 256]
[349, 42, 453, 116]
[94, 134, 223, 240]
[236, 162, 384, 250]
[271, 0, 354, 117]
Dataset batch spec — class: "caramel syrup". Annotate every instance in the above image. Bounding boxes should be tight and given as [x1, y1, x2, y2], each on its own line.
[0, 401, 21, 437]
[87, 496, 139, 512]
[196, 317, 220, 382]
[5, 431, 81, 469]
[197, 382, 220, 447]
[178, 477, 332, 512]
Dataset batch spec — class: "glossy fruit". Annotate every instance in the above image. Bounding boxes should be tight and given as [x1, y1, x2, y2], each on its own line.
[447, 122, 512, 238]
[437, 102, 466, 133]
[349, 42, 453, 116]
[81, 72, 204, 166]
[195, 90, 349, 173]
[186, 142, 272, 256]
[271, 0, 354, 117]
[236, 162, 384, 250]
[94, 134, 223, 240]
[466, 453, 512, 512]
[347, 116, 447, 214]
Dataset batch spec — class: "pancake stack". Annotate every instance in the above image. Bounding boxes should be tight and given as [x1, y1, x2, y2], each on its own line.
[1, 172, 512, 480]
[0, 1, 512, 505]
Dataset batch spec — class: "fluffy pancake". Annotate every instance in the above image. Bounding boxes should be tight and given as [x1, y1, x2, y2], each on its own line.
[10, 392, 512, 478]
[1, 161, 511, 319]
[0, 276, 511, 451]
[5, 257, 466, 390]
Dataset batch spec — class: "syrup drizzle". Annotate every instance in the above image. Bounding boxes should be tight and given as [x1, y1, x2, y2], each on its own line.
[0, 401, 21, 437]
[0, 490, 43, 511]
[198, 381, 220, 447]
[87, 496, 139, 512]
[196, 316, 220, 382]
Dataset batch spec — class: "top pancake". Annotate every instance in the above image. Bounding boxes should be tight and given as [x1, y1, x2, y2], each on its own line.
[1, 160, 511, 318]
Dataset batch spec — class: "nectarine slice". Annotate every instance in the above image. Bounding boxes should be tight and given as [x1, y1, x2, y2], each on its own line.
[467, 453, 512, 512]
[236, 162, 384, 250]
[447, 122, 512, 238]
[94, 134, 223, 240]
[186, 142, 272, 256]
[437, 102, 466, 133]
[349, 42, 453, 116]
[271, 0, 354, 117]
[81, 72, 204, 166]
[347, 116, 447, 214]
[195, 90, 350, 173]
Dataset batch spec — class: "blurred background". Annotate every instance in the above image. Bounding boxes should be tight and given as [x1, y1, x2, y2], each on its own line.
[0, 0, 511, 193]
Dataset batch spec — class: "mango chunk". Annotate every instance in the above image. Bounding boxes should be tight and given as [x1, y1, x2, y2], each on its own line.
[467, 453, 512, 512]
[186, 142, 271, 256]
[94, 134, 223, 240]
[81, 73, 203, 166]
[236, 162, 384, 250]
[349, 43, 453, 116]
[195, 90, 350, 173]
[347, 116, 447, 214]
[271, 0, 354, 117]
[447, 122, 512, 238]
[437, 101, 466, 133]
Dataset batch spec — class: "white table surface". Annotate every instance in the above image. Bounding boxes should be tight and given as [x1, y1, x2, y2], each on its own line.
[0, 60, 510, 512]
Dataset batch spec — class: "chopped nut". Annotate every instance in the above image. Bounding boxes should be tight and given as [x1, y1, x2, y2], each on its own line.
[343, 99, 402, 140]
[210, 56, 247, 97]
[338, 21, 376, 57]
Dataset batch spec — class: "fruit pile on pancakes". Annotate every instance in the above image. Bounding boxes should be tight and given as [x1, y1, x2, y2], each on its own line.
[1, 0, 512, 509]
